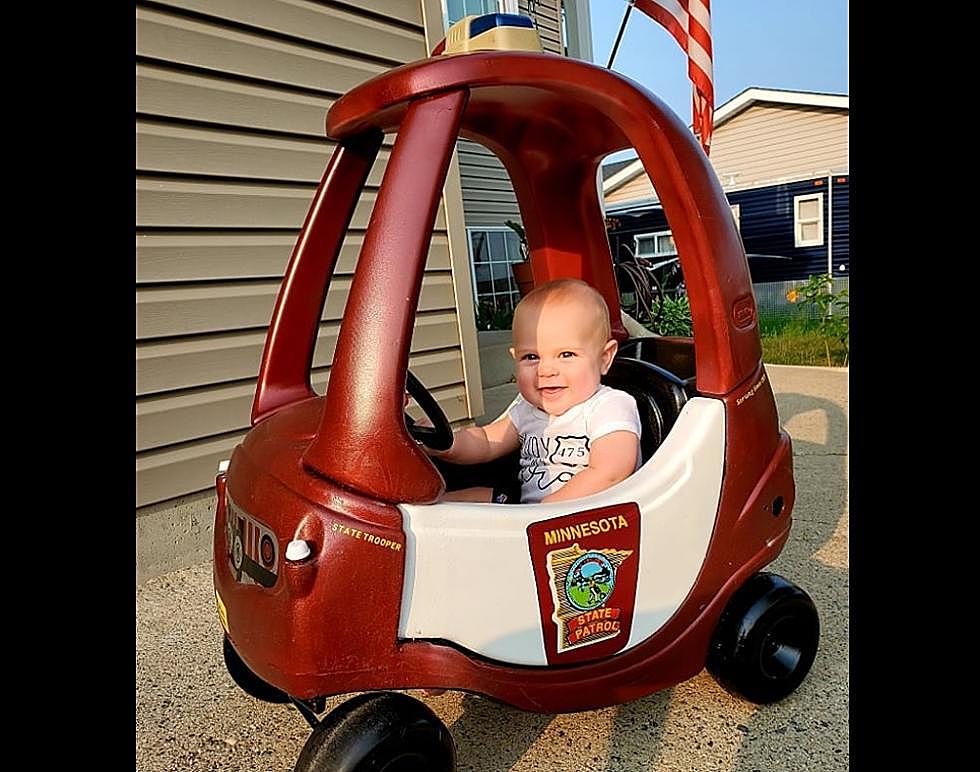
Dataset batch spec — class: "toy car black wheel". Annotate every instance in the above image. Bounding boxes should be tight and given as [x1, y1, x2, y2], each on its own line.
[222, 636, 290, 704]
[295, 691, 456, 772]
[706, 572, 820, 705]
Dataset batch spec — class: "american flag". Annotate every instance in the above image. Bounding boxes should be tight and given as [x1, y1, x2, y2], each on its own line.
[633, 0, 715, 155]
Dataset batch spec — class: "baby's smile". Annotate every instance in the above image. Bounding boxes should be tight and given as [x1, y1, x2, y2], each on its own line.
[539, 385, 566, 396]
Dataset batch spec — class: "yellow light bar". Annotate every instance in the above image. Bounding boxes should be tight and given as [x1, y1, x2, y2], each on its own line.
[442, 14, 544, 55]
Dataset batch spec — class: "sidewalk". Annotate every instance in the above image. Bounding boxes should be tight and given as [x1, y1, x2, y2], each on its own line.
[136, 365, 848, 772]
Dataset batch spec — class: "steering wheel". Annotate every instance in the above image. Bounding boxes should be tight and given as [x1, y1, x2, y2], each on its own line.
[405, 370, 454, 452]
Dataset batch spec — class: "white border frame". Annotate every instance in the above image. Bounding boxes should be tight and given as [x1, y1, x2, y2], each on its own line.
[633, 230, 678, 259]
[730, 203, 741, 231]
[466, 225, 524, 307]
[793, 193, 825, 247]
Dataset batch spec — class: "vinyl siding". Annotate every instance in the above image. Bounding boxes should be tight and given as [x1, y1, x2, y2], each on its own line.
[709, 105, 848, 190]
[604, 102, 848, 206]
[605, 172, 656, 205]
[136, 0, 471, 508]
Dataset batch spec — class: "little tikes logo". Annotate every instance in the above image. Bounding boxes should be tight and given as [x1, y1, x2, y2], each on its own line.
[527, 503, 641, 665]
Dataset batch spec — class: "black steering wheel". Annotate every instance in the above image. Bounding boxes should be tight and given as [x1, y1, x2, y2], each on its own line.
[405, 370, 454, 452]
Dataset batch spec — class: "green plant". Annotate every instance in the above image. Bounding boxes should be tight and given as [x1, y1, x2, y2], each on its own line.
[786, 274, 849, 366]
[760, 326, 848, 367]
[646, 294, 692, 337]
[474, 300, 514, 331]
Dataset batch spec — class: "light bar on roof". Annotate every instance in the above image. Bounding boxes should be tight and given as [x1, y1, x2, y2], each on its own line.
[441, 13, 543, 55]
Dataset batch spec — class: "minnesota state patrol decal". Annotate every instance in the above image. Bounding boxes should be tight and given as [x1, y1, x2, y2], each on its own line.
[527, 503, 641, 665]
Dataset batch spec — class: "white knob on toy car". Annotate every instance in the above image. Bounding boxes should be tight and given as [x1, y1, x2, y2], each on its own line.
[285, 539, 312, 561]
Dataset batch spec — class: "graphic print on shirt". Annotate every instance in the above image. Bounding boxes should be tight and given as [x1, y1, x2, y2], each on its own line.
[519, 434, 590, 492]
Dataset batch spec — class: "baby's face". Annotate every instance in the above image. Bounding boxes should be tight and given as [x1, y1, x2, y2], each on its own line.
[510, 297, 617, 417]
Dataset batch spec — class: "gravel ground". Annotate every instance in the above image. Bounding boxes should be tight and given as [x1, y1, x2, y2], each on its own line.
[136, 364, 848, 771]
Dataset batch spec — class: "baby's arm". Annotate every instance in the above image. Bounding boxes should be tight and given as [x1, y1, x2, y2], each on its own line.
[427, 414, 520, 465]
[540, 430, 639, 503]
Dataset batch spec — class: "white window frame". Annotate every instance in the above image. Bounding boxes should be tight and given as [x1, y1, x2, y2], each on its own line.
[794, 193, 824, 247]
[467, 226, 525, 310]
[633, 230, 678, 259]
[730, 203, 741, 231]
[443, 0, 518, 27]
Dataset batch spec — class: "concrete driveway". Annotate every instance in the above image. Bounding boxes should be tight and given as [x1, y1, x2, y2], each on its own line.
[136, 364, 848, 771]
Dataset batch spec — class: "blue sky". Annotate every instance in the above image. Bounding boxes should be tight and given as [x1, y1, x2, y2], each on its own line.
[588, 1, 848, 160]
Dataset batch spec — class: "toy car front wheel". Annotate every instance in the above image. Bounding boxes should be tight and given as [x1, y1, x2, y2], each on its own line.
[222, 636, 290, 704]
[295, 691, 456, 772]
[706, 572, 819, 704]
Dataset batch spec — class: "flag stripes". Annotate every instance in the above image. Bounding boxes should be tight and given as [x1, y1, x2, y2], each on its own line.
[633, 0, 715, 154]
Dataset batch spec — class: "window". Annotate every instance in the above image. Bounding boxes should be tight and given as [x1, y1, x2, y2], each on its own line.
[445, 0, 517, 25]
[469, 227, 525, 311]
[794, 194, 824, 247]
[634, 231, 677, 259]
[730, 203, 741, 231]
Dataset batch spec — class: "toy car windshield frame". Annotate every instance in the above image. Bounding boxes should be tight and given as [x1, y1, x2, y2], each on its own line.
[249, 51, 761, 505]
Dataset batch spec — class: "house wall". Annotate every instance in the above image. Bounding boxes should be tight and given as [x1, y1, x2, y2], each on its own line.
[606, 175, 850, 284]
[136, 0, 479, 580]
[605, 171, 657, 206]
[709, 105, 848, 190]
[605, 103, 848, 204]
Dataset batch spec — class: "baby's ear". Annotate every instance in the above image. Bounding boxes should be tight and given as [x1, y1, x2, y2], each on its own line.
[509, 346, 517, 361]
[600, 339, 618, 374]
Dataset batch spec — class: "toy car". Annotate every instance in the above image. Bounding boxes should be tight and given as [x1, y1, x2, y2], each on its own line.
[212, 13, 819, 772]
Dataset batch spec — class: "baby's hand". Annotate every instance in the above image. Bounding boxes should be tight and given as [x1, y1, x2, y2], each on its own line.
[404, 391, 434, 428]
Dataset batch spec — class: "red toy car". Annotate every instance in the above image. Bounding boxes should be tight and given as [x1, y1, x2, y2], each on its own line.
[212, 14, 819, 772]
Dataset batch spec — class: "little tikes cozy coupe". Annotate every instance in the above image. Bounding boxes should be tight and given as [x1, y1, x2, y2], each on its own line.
[212, 14, 819, 772]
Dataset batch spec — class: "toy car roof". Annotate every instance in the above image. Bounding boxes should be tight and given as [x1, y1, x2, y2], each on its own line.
[253, 50, 760, 504]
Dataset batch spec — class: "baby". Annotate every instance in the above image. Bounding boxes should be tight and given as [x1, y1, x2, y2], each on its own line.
[431, 278, 641, 504]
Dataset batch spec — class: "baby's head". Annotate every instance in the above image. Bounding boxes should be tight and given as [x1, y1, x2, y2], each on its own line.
[509, 278, 618, 416]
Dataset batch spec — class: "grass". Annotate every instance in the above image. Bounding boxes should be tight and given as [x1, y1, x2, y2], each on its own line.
[759, 317, 848, 367]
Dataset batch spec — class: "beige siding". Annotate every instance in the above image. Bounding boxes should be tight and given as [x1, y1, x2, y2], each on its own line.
[137, 232, 451, 283]
[527, 0, 563, 52]
[605, 102, 849, 207]
[136, 1, 471, 508]
[137, 63, 334, 136]
[709, 105, 848, 190]
[606, 171, 655, 204]
[137, 350, 467, 451]
[136, 120, 396, 182]
[137, 312, 463, 396]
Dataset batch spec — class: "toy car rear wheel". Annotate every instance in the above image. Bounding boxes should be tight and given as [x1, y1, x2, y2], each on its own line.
[706, 572, 819, 705]
[222, 636, 290, 704]
[295, 691, 456, 772]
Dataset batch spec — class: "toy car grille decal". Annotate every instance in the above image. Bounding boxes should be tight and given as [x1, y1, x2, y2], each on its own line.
[528, 503, 641, 665]
[225, 496, 279, 587]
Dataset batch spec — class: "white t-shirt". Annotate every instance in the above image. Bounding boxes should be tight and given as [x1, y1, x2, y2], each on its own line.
[503, 385, 643, 504]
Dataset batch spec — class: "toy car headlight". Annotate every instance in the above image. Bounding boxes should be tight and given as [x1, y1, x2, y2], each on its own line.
[285, 539, 312, 561]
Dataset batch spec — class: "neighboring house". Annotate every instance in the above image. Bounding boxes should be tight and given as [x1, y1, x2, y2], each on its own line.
[602, 88, 849, 311]
[135, 0, 589, 580]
